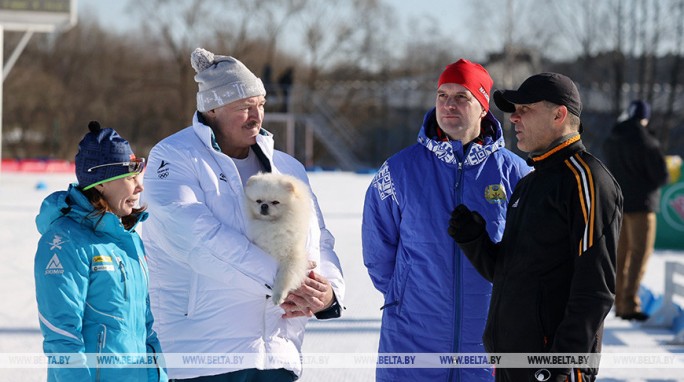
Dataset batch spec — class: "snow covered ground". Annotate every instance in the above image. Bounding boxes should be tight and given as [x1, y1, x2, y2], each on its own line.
[1, 171, 683, 381]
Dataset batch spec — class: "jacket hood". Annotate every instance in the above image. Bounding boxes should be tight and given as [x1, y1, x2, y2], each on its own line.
[36, 184, 146, 235]
[417, 107, 505, 167]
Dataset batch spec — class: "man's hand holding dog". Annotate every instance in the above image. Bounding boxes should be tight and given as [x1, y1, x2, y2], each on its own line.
[280, 271, 334, 318]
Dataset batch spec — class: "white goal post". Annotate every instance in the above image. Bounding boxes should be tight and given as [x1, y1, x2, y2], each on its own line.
[0, 0, 76, 32]
[0, 0, 77, 175]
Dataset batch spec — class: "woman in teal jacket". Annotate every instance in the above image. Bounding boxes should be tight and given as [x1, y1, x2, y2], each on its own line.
[34, 121, 167, 381]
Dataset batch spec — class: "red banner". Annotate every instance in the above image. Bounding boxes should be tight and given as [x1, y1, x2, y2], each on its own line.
[1, 159, 75, 173]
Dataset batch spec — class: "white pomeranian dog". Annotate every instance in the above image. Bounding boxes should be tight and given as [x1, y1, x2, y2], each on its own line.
[244, 172, 314, 305]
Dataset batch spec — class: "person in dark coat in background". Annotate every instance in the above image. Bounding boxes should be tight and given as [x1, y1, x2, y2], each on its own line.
[449, 73, 623, 382]
[603, 100, 668, 321]
[262, 63, 275, 108]
[277, 67, 294, 113]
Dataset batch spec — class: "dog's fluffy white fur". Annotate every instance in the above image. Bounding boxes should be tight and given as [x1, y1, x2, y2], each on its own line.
[244, 172, 313, 305]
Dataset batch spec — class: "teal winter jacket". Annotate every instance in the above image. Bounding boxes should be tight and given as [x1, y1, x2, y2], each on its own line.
[34, 184, 167, 381]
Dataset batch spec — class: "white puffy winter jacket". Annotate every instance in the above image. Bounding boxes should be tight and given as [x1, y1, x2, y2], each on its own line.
[141, 113, 345, 379]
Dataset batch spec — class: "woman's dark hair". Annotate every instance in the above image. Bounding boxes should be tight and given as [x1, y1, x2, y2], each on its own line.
[80, 187, 146, 231]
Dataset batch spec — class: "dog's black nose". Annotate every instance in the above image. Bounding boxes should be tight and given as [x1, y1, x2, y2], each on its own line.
[260, 203, 269, 215]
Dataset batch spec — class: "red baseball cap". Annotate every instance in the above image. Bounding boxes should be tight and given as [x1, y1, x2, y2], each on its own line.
[437, 59, 493, 111]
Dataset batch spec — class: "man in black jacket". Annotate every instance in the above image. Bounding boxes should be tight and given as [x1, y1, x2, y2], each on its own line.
[448, 73, 623, 382]
[603, 100, 668, 321]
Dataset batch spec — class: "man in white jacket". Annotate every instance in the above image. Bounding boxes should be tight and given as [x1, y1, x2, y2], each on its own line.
[141, 47, 345, 381]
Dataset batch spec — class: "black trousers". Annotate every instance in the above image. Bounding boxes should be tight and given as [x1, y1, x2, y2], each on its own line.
[170, 368, 296, 382]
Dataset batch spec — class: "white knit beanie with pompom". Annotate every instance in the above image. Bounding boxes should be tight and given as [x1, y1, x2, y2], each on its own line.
[191, 47, 266, 112]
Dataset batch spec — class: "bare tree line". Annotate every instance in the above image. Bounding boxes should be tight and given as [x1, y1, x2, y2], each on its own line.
[3, 0, 683, 167]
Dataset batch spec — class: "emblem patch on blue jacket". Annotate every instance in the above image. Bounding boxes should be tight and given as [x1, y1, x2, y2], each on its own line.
[372, 162, 397, 203]
[484, 184, 507, 204]
[44, 254, 64, 275]
[92, 254, 115, 272]
[49, 235, 65, 250]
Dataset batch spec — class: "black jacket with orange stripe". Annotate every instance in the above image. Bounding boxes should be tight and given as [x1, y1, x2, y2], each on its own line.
[457, 134, 623, 381]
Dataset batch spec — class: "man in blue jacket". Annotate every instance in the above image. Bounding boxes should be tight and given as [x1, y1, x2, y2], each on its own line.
[362, 59, 530, 381]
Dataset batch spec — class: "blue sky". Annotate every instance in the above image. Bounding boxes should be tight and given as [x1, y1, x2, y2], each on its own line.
[75, 0, 477, 66]
[77, 0, 465, 36]
[77, 0, 130, 32]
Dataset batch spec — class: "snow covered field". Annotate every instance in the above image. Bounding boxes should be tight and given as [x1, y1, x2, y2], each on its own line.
[1, 172, 683, 381]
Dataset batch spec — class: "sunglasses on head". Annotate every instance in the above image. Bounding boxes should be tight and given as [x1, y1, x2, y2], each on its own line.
[87, 157, 146, 174]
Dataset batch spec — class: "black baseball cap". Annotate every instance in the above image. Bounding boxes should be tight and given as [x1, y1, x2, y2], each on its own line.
[493, 72, 583, 118]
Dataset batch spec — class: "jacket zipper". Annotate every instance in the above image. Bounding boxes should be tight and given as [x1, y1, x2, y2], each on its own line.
[96, 325, 106, 382]
[147, 344, 161, 382]
[117, 257, 129, 301]
[262, 297, 268, 343]
[454, 162, 462, 189]
[449, 160, 465, 381]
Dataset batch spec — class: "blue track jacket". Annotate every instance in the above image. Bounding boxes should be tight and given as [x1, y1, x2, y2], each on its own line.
[362, 109, 531, 381]
[34, 185, 167, 381]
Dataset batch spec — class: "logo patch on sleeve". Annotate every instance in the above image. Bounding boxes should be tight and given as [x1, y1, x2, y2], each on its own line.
[44, 254, 64, 275]
[484, 183, 507, 204]
[49, 235, 65, 250]
[93, 255, 112, 263]
[92, 254, 115, 272]
[92, 264, 115, 272]
[157, 160, 170, 179]
[372, 162, 397, 203]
